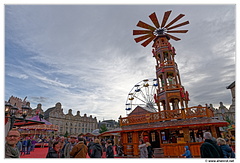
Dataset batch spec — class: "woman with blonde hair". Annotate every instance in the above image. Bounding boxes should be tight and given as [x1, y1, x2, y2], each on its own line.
[216, 138, 235, 158]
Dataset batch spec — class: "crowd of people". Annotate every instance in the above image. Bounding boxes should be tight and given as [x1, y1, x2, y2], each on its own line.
[5, 129, 116, 158]
[138, 132, 235, 158]
[5, 129, 235, 159]
[46, 135, 116, 158]
[200, 132, 235, 158]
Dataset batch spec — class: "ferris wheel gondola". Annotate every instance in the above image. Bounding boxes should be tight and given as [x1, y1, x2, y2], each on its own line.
[125, 78, 158, 115]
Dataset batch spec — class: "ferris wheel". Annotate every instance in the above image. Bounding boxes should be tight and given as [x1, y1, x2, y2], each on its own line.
[125, 78, 158, 115]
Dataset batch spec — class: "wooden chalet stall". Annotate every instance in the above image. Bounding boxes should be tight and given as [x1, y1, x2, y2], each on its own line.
[118, 106, 228, 157]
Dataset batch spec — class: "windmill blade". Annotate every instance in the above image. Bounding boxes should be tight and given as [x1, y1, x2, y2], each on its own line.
[167, 30, 188, 33]
[141, 35, 156, 47]
[166, 34, 181, 41]
[133, 30, 152, 35]
[161, 10, 172, 28]
[164, 14, 185, 28]
[134, 34, 153, 43]
[149, 12, 160, 28]
[167, 21, 190, 30]
[137, 20, 156, 31]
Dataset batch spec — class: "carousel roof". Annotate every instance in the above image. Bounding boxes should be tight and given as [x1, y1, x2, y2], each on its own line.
[20, 115, 58, 131]
[13, 117, 45, 127]
[29, 115, 52, 125]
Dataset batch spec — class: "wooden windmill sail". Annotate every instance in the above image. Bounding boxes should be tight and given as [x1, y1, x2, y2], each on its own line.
[133, 10, 189, 47]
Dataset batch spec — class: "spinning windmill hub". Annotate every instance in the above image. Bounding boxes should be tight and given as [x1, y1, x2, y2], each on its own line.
[154, 28, 166, 36]
[133, 10, 189, 47]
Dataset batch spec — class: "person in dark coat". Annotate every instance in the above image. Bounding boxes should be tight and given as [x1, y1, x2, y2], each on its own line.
[200, 132, 224, 158]
[106, 139, 114, 158]
[26, 137, 31, 154]
[146, 142, 153, 158]
[101, 139, 106, 152]
[217, 138, 235, 158]
[90, 139, 103, 158]
[87, 138, 94, 157]
[22, 138, 27, 155]
[46, 141, 64, 158]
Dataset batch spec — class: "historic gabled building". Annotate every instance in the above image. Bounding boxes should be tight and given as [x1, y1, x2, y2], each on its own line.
[226, 81, 235, 123]
[98, 119, 119, 131]
[6, 96, 99, 136]
[210, 81, 235, 124]
[44, 102, 98, 136]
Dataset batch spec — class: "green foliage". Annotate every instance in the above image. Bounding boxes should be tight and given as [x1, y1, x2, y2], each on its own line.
[99, 124, 108, 133]
[64, 131, 69, 137]
[225, 116, 234, 125]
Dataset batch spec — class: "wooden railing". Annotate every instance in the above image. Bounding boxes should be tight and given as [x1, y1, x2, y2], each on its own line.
[162, 142, 202, 157]
[157, 85, 181, 93]
[120, 106, 214, 127]
[156, 61, 179, 71]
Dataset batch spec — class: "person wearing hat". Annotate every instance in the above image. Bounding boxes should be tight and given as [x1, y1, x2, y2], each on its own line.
[181, 146, 192, 158]
[64, 135, 77, 158]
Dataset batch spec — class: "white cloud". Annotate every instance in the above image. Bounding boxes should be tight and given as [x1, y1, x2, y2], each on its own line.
[6, 72, 29, 80]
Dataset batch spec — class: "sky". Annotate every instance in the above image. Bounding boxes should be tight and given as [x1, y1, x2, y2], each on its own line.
[4, 4, 236, 121]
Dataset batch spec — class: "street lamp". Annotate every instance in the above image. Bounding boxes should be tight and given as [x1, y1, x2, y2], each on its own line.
[5, 103, 19, 130]
[5, 103, 12, 116]
[21, 105, 31, 119]
[10, 105, 19, 115]
[5, 103, 31, 130]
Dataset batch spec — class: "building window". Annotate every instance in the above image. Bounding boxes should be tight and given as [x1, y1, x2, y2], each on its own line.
[151, 132, 156, 142]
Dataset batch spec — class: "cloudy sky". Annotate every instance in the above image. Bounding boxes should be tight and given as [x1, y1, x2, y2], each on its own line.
[4, 4, 236, 121]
